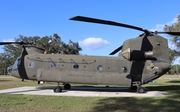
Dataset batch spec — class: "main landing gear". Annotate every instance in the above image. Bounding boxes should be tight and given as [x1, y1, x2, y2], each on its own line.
[53, 82, 62, 93]
[130, 86, 146, 93]
[137, 87, 146, 93]
[64, 83, 71, 90]
[53, 83, 71, 93]
[131, 82, 146, 93]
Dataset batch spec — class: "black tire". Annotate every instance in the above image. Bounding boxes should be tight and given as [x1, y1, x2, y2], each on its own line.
[129, 86, 137, 90]
[137, 87, 146, 93]
[64, 83, 71, 90]
[53, 86, 62, 93]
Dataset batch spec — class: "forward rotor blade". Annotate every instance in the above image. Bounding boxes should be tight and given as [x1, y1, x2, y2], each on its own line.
[109, 45, 122, 55]
[0, 41, 33, 45]
[157, 32, 180, 36]
[70, 16, 146, 32]
[0, 42, 18, 45]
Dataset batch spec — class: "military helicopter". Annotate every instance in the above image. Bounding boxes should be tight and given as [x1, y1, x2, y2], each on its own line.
[1, 16, 180, 93]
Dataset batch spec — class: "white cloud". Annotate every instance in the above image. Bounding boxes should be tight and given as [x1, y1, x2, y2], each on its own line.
[79, 37, 110, 50]
[150, 17, 178, 31]
[150, 24, 165, 31]
[3, 38, 15, 42]
[168, 43, 177, 50]
[167, 17, 178, 25]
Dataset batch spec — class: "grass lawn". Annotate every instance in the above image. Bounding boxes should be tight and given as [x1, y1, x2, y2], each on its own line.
[0, 76, 180, 112]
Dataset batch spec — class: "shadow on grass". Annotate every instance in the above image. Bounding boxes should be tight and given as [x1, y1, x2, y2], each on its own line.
[36, 86, 136, 92]
[146, 85, 180, 92]
[92, 84, 180, 112]
[92, 96, 180, 112]
[146, 85, 180, 100]
[33, 84, 180, 93]
[167, 80, 180, 83]
[0, 80, 11, 82]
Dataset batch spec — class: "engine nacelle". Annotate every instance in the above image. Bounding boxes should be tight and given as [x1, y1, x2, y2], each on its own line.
[121, 48, 154, 61]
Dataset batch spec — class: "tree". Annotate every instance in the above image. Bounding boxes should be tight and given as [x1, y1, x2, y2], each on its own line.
[168, 64, 180, 74]
[0, 53, 12, 75]
[58, 40, 82, 55]
[67, 40, 82, 55]
[164, 15, 180, 64]
[169, 48, 180, 64]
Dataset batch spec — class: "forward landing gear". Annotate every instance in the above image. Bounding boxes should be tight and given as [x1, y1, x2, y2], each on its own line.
[53, 82, 62, 93]
[129, 86, 137, 90]
[64, 83, 71, 90]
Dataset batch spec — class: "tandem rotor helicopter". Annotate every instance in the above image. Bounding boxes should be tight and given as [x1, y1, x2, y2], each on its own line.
[2, 16, 180, 93]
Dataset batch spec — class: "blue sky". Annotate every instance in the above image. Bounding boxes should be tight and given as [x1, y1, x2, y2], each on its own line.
[0, 0, 180, 63]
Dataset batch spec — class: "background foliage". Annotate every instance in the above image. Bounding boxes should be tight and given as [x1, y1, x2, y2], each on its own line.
[164, 15, 180, 64]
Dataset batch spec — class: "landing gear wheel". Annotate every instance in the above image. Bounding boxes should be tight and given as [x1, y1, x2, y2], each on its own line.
[64, 83, 71, 90]
[53, 86, 62, 93]
[129, 86, 137, 90]
[137, 87, 146, 93]
[54, 82, 62, 93]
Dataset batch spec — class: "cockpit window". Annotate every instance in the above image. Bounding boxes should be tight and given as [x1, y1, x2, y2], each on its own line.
[14, 56, 21, 66]
[17, 58, 21, 66]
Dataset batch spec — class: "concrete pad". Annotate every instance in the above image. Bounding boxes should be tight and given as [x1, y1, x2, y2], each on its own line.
[0, 86, 165, 97]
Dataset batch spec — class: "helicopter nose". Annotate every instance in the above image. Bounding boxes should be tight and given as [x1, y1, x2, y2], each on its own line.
[10, 66, 20, 78]
[7, 65, 13, 75]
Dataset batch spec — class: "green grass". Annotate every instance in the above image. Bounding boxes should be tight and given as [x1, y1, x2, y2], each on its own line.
[0, 76, 180, 112]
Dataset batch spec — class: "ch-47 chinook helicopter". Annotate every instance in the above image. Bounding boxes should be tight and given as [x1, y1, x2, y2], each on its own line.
[2, 16, 180, 93]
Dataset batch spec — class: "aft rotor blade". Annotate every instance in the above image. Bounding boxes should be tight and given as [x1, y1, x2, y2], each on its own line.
[109, 45, 122, 55]
[157, 32, 180, 36]
[70, 16, 147, 32]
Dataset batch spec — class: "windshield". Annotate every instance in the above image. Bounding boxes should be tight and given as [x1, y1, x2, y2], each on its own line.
[14, 56, 22, 66]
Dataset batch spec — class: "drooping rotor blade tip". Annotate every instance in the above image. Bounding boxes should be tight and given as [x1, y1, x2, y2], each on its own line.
[69, 16, 100, 23]
[69, 16, 81, 20]
[70, 16, 95, 21]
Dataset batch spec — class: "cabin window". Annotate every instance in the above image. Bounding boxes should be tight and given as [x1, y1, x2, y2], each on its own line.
[51, 63, 56, 68]
[73, 64, 79, 69]
[14, 56, 21, 66]
[17, 57, 22, 66]
[97, 65, 103, 71]
[122, 66, 127, 72]
[29, 62, 35, 68]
